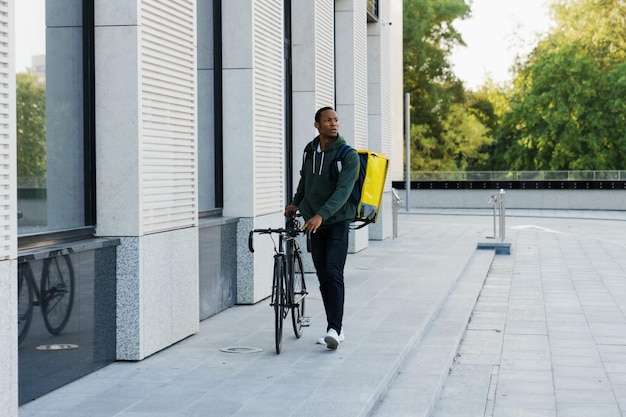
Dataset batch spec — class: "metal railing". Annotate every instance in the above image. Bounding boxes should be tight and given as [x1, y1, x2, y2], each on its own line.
[411, 170, 626, 181]
[487, 189, 506, 242]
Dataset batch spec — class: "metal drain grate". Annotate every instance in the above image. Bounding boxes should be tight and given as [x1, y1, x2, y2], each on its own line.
[219, 346, 263, 354]
[36, 344, 79, 351]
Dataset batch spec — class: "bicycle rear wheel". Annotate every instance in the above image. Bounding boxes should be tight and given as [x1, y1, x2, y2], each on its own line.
[291, 251, 306, 338]
[40, 254, 75, 335]
[272, 256, 285, 354]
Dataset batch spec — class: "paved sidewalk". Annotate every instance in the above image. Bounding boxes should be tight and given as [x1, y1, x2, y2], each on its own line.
[429, 213, 626, 417]
[19, 212, 490, 417]
[19, 210, 626, 417]
[377, 210, 626, 417]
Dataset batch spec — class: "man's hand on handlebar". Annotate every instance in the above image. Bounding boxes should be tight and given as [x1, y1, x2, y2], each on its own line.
[284, 205, 298, 218]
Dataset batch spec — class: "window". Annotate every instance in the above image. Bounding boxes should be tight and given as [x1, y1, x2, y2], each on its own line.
[197, 0, 223, 214]
[367, 0, 379, 22]
[16, 0, 94, 239]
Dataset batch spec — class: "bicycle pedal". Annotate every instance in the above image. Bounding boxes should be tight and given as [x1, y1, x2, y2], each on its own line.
[300, 316, 311, 327]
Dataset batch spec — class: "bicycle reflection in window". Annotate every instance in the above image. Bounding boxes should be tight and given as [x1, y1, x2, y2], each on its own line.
[17, 254, 75, 345]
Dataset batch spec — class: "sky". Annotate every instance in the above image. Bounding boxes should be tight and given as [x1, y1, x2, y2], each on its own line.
[16, 0, 553, 87]
[15, 0, 45, 73]
[449, 0, 554, 89]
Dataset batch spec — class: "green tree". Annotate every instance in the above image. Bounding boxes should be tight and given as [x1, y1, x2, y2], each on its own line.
[463, 80, 511, 170]
[16, 72, 46, 183]
[551, 0, 626, 70]
[502, 46, 607, 170]
[442, 103, 493, 170]
[496, 0, 626, 170]
[405, 0, 491, 172]
[411, 103, 493, 171]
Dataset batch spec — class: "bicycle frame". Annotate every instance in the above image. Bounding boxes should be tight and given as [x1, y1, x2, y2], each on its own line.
[284, 237, 304, 307]
[248, 215, 310, 353]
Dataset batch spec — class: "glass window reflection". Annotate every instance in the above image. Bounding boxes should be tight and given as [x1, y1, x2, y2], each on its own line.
[16, 0, 85, 234]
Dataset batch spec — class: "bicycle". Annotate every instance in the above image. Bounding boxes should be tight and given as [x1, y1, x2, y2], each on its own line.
[18, 254, 75, 345]
[248, 214, 311, 354]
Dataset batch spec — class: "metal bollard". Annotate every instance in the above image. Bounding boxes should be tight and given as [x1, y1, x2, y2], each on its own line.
[392, 188, 402, 239]
[487, 189, 506, 242]
[499, 189, 506, 241]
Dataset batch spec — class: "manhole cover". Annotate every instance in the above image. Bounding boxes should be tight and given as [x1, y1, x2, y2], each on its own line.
[36, 344, 79, 351]
[219, 346, 263, 354]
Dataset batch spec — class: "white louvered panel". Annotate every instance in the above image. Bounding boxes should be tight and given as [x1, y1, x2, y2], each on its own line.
[143, 202, 196, 214]
[140, 0, 197, 234]
[143, 113, 195, 130]
[142, 41, 194, 70]
[253, 0, 284, 215]
[353, 1, 368, 149]
[0, 0, 13, 260]
[141, 80, 194, 99]
[143, 200, 196, 214]
[142, 167, 195, 180]
[142, 147, 195, 160]
[142, 163, 195, 178]
[315, 1, 335, 108]
[141, 1, 193, 31]
[142, 67, 195, 93]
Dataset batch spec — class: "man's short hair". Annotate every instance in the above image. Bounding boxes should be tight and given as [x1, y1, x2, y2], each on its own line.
[315, 106, 335, 123]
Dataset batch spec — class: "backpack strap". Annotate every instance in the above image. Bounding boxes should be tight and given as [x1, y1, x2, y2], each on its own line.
[301, 142, 315, 173]
[303, 142, 314, 161]
[332, 144, 354, 177]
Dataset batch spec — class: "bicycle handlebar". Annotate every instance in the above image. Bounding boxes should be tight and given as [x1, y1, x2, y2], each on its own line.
[248, 215, 310, 253]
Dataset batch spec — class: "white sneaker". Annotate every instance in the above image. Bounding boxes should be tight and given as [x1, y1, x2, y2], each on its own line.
[317, 330, 345, 346]
[325, 329, 339, 349]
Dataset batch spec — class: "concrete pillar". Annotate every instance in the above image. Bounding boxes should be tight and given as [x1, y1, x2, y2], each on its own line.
[336, 0, 369, 253]
[291, 0, 335, 272]
[222, 0, 286, 304]
[2, 1, 18, 415]
[366, 2, 393, 241]
[94, 0, 199, 360]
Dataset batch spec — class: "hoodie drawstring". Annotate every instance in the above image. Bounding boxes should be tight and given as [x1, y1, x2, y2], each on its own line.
[312, 150, 325, 175]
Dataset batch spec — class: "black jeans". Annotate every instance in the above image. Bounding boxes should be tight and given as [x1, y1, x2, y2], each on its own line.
[310, 221, 349, 334]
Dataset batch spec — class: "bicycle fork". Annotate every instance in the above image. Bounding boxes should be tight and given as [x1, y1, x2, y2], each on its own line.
[290, 288, 310, 327]
[274, 261, 311, 327]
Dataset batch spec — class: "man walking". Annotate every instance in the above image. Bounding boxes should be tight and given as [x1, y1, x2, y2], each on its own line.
[285, 107, 359, 350]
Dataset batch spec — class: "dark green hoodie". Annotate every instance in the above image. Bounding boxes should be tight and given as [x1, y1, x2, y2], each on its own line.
[291, 135, 359, 226]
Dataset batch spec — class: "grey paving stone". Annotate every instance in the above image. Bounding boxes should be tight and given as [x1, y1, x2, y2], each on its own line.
[556, 403, 622, 417]
[430, 364, 492, 417]
[490, 405, 556, 417]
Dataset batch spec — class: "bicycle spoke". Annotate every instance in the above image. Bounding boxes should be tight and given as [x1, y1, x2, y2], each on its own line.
[41, 255, 75, 335]
[291, 251, 307, 338]
[273, 257, 284, 354]
[18, 264, 35, 344]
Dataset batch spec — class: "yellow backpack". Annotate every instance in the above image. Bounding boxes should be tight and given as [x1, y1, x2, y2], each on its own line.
[333, 145, 389, 229]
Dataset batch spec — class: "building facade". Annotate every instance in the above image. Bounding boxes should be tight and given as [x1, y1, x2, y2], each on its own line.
[1, 0, 403, 414]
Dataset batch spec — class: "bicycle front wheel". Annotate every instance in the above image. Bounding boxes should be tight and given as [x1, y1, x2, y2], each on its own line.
[18, 263, 34, 345]
[40, 254, 75, 335]
[291, 251, 307, 338]
[273, 256, 285, 354]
